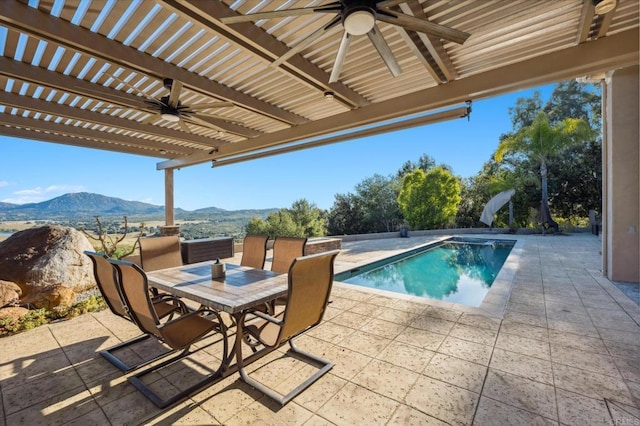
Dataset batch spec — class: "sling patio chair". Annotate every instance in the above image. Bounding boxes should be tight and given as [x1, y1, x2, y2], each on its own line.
[270, 236, 307, 273]
[240, 234, 269, 269]
[84, 251, 186, 373]
[139, 235, 183, 272]
[237, 249, 339, 406]
[109, 258, 228, 409]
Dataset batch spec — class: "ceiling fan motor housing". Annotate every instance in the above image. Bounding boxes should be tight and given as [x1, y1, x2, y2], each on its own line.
[342, 0, 377, 35]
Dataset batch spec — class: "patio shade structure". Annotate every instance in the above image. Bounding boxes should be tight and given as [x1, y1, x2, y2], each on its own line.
[480, 189, 516, 227]
[0, 1, 637, 280]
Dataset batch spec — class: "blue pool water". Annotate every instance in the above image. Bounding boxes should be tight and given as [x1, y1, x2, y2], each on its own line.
[335, 238, 515, 307]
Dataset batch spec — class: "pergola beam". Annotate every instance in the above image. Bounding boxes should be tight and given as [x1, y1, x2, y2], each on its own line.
[158, 28, 639, 170]
[0, 2, 305, 125]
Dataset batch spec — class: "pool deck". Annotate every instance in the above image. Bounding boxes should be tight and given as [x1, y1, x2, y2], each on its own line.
[1, 233, 639, 425]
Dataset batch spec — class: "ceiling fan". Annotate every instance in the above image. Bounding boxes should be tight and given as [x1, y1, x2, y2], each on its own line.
[102, 74, 238, 134]
[221, 0, 471, 83]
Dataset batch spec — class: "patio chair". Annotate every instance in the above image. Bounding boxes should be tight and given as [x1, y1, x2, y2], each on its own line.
[84, 251, 186, 373]
[108, 258, 228, 408]
[237, 249, 339, 405]
[139, 235, 183, 272]
[270, 236, 307, 273]
[240, 234, 269, 269]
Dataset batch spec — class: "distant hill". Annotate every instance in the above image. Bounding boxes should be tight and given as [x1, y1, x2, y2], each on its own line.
[0, 192, 276, 221]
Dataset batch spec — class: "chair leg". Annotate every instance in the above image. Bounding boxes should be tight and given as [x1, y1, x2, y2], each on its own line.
[127, 319, 229, 408]
[238, 338, 334, 406]
[99, 333, 178, 374]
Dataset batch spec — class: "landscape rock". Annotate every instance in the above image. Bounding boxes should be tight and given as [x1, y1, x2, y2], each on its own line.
[0, 306, 30, 323]
[0, 280, 22, 307]
[0, 225, 97, 309]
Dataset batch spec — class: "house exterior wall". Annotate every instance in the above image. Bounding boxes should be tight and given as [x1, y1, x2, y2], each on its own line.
[604, 65, 639, 283]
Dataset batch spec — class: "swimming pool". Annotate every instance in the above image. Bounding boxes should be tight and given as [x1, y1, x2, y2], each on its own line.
[335, 237, 515, 307]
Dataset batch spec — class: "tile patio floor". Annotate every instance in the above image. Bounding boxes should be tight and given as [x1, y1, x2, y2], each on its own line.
[1, 233, 638, 425]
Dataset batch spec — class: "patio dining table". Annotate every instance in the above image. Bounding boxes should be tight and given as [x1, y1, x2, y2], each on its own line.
[142, 261, 289, 405]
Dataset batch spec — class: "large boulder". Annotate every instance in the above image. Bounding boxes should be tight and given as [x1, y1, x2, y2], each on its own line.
[0, 226, 96, 309]
[0, 280, 22, 307]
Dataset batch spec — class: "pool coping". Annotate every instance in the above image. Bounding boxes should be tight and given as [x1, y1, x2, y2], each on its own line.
[332, 234, 523, 319]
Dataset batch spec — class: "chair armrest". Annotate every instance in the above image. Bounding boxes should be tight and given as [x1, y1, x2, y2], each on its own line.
[249, 310, 283, 326]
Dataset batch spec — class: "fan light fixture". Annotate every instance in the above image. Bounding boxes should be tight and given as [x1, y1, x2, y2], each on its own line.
[593, 0, 616, 14]
[344, 9, 375, 35]
[161, 112, 180, 122]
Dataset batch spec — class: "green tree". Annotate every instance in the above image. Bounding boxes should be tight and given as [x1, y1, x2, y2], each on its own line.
[355, 174, 403, 232]
[327, 193, 366, 235]
[245, 199, 326, 238]
[495, 111, 592, 228]
[398, 166, 461, 230]
[287, 199, 326, 237]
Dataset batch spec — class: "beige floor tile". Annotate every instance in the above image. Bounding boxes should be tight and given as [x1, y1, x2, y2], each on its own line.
[424, 305, 463, 322]
[294, 373, 347, 412]
[2, 365, 85, 415]
[499, 319, 549, 341]
[423, 353, 487, 393]
[192, 377, 264, 423]
[556, 388, 614, 426]
[550, 343, 622, 378]
[4, 386, 101, 425]
[320, 345, 372, 381]
[607, 400, 640, 425]
[64, 408, 112, 425]
[387, 404, 449, 425]
[0, 326, 59, 362]
[306, 322, 355, 344]
[336, 330, 392, 357]
[329, 311, 372, 329]
[548, 329, 609, 354]
[506, 301, 547, 317]
[376, 307, 419, 325]
[359, 317, 406, 339]
[553, 363, 635, 406]
[145, 400, 222, 425]
[395, 326, 446, 351]
[225, 399, 314, 425]
[503, 311, 548, 328]
[438, 336, 493, 366]
[351, 359, 419, 401]
[612, 355, 640, 382]
[449, 323, 498, 346]
[0, 349, 70, 391]
[302, 414, 337, 425]
[317, 382, 400, 425]
[473, 396, 558, 425]
[347, 301, 382, 317]
[597, 327, 640, 346]
[410, 314, 456, 335]
[490, 348, 554, 385]
[604, 340, 640, 361]
[456, 313, 502, 331]
[547, 318, 600, 337]
[482, 369, 557, 420]
[376, 340, 435, 373]
[391, 299, 429, 314]
[495, 332, 550, 360]
[405, 375, 479, 425]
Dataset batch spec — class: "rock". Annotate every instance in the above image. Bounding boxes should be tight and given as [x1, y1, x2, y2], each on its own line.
[0, 225, 97, 309]
[21, 284, 76, 311]
[0, 306, 30, 323]
[0, 280, 22, 308]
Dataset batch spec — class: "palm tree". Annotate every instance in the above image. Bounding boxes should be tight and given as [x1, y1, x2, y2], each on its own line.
[494, 111, 592, 229]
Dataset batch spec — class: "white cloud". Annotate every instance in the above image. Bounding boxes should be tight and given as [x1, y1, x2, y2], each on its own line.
[3, 185, 85, 204]
[0, 181, 9, 188]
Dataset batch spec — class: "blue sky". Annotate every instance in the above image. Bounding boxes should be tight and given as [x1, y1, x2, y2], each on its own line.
[0, 84, 555, 211]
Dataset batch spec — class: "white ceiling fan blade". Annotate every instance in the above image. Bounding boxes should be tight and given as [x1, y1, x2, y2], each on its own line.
[141, 113, 160, 125]
[329, 32, 353, 84]
[272, 16, 341, 68]
[184, 115, 224, 132]
[367, 24, 402, 77]
[167, 80, 183, 108]
[188, 102, 234, 110]
[178, 118, 191, 133]
[194, 113, 243, 125]
[377, 10, 470, 44]
[220, 3, 341, 24]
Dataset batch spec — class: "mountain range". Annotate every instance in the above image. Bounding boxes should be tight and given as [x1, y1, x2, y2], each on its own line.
[0, 192, 275, 221]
